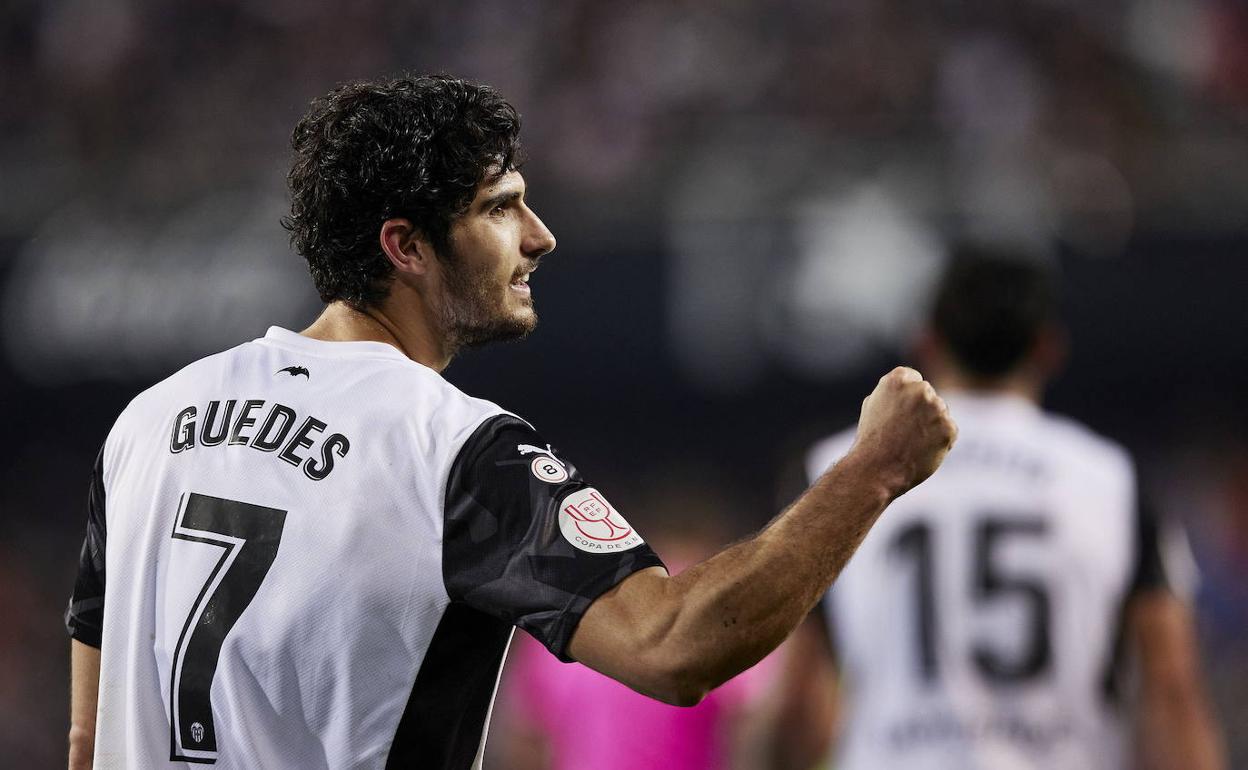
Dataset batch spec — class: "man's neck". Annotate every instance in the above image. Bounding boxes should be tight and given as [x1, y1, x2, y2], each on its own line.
[932, 370, 1043, 405]
[300, 299, 453, 372]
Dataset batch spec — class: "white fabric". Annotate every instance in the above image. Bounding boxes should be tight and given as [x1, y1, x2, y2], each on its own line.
[808, 392, 1139, 770]
[93, 328, 506, 769]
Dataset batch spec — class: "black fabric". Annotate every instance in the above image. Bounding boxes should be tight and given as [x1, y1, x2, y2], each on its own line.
[1129, 486, 1170, 594]
[443, 415, 665, 662]
[384, 604, 512, 770]
[65, 445, 108, 648]
[1101, 474, 1172, 705]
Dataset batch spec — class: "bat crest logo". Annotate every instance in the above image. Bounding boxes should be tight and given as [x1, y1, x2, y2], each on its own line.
[276, 366, 310, 379]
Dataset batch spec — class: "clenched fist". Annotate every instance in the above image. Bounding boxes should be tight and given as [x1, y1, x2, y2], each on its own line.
[850, 367, 957, 499]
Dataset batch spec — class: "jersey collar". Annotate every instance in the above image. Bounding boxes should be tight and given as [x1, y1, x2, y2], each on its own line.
[260, 326, 412, 361]
[940, 390, 1040, 418]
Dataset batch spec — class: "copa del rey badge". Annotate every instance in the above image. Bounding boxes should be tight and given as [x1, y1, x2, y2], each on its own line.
[558, 488, 644, 554]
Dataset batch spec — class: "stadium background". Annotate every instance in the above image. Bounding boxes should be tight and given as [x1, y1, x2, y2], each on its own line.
[2, 0, 1246, 765]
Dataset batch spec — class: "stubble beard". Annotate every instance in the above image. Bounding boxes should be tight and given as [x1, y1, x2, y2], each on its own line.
[434, 250, 538, 353]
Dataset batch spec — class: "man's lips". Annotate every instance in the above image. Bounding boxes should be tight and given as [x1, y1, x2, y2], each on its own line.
[510, 263, 537, 293]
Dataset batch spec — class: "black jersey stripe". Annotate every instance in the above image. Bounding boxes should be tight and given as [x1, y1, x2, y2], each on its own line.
[66, 445, 108, 649]
[384, 603, 512, 769]
[1100, 475, 1171, 705]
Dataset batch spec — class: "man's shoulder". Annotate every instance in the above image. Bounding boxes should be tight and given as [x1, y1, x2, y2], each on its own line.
[106, 335, 529, 480]
[1035, 409, 1134, 480]
[353, 356, 519, 433]
[121, 336, 514, 423]
[114, 341, 256, 427]
[420, 378, 519, 436]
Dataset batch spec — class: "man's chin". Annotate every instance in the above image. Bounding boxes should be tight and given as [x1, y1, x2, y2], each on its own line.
[458, 311, 538, 348]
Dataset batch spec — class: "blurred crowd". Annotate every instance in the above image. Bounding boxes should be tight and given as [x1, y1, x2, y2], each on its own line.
[5, 0, 1248, 237]
[2, 0, 1246, 765]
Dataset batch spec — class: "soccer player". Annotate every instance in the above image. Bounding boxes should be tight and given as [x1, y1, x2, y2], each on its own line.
[64, 75, 956, 769]
[773, 247, 1225, 770]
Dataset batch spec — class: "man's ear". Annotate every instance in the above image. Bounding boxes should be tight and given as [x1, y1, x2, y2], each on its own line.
[1030, 322, 1069, 380]
[379, 218, 437, 276]
[914, 327, 944, 376]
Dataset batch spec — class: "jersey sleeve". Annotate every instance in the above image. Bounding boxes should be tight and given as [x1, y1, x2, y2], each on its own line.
[442, 415, 666, 662]
[1129, 490, 1169, 594]
[65, 445, 108, 648]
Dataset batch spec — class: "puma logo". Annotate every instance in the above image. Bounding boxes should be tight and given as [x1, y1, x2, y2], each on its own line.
[518, 443, 555, 458]
[277, 366, 310, 379]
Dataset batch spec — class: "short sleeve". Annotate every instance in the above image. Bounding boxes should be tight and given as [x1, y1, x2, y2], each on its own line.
[65, 445, 108, 648]
[442, 415, 666, 662]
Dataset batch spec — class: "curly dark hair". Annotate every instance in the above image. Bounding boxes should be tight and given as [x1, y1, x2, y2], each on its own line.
[282, 74, 523, 309]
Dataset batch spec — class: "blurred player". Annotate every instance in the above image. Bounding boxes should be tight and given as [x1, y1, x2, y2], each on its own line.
[773, 246, 1225, 770]
[64, 75, 956, 769]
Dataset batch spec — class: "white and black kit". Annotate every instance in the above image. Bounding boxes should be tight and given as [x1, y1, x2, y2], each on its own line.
[66, 327, 663, 769]
[806, 392, 1180, 770]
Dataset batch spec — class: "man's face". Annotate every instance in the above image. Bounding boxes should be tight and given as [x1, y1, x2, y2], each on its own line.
[432, 171, 557, 348]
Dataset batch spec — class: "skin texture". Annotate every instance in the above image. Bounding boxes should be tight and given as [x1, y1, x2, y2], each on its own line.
[302, 170, 555, 370]
[567, 367, 956, 704]
[759, 331, 1226, 770]
[69, 640, 99, 770]
[1130, 591, 1226, 770]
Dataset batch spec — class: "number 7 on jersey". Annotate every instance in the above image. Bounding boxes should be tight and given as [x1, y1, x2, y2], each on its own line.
[169, 493, 287, 763]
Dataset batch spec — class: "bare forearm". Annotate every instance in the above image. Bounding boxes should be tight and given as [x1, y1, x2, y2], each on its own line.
[1131, 593, 1226, 770]
[69, 640, 100, 770]
[655, 452, 891, 695]
[1141, 693, 1225, 770]
[569, 367, 954, 705]
[68, 729, 94, 770]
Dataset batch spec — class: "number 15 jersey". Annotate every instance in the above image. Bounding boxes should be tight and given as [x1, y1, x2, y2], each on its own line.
[65, 327, 663, 769]
[806, 392, 1174, 770]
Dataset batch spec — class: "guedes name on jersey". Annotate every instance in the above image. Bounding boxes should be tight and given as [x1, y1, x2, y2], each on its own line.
[168, 399, 350, 481]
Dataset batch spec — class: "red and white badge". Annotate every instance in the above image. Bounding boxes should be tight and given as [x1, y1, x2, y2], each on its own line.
[558, 488, 644, 554]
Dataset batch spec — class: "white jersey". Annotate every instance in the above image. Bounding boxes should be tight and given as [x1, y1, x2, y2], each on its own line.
[66, 327, 662, 769]
[806, 393, 1170, 770]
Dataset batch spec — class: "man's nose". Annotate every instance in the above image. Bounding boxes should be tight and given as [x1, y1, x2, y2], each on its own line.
[524, 210, 556, 259]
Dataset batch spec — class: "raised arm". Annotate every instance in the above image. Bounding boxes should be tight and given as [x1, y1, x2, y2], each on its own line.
[568, 367, 956, 705]
[1129, 590, 1226, 770]
[69, 639, 100, 770]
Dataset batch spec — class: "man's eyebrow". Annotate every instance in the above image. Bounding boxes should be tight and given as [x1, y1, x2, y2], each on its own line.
[479, 190, 523, 211]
